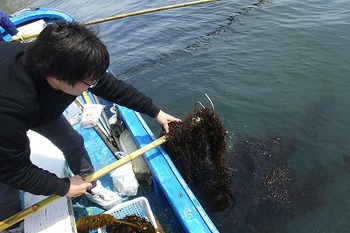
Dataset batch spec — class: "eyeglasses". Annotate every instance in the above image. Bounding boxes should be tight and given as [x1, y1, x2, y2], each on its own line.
[81, 78, 99, 88]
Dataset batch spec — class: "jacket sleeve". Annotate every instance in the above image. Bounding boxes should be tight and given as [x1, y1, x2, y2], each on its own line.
[0, 9, 18, 36]
[0, 107, 70, 196]
[90, 72, 160, 118]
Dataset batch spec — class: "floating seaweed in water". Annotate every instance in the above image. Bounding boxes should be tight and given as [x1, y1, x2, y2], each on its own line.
[76, 213, 155, 233]
[162, 108, 234, 212]
[343, 152, 350, 169]
[226, 134, 330, 232]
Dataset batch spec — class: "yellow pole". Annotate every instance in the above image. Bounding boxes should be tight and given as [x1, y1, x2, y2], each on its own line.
[83, 0, 217, 26]
[0, 136, 166, 230]
[84, 136, 166, 182]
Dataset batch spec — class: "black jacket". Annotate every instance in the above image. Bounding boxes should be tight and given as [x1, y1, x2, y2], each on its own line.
[0, 41, 160, 196]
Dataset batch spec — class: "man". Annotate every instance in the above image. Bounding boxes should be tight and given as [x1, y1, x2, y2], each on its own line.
[0, 8, 26, 41]
[0, 21, 180, 232]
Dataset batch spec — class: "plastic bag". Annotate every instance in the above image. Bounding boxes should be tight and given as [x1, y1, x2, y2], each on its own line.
[80, 104, 104, 128]
[110, 152, 139, 196]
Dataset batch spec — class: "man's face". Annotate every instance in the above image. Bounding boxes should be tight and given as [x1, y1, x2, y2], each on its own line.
[47, 77, 98, 96]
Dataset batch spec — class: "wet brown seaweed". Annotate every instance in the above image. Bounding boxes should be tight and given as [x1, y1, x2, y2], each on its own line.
[162, 108, 234, 212]
[106, 215, 156, 233]
[76, 214, 119, 233]
[76, 213, 154, 233]
[162, 108, 230, 184]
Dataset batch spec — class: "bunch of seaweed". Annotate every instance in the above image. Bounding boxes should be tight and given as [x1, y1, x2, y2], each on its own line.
[162, 108, 234, 212]
[162, 108, 229, 183]
[76, 214, 155, 233]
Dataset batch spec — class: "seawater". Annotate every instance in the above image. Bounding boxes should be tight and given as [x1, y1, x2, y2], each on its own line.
[3, 0, 350, 232]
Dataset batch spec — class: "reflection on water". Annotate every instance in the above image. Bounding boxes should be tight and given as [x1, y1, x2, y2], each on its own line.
[185, 0, 268, 53]
[118, 0, 269, 79]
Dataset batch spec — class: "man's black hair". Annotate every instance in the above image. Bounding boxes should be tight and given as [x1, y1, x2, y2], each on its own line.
[23, 21, 110, 86]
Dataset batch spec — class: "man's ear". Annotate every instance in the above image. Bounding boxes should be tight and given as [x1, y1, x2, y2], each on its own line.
[46, 76, 62, 90]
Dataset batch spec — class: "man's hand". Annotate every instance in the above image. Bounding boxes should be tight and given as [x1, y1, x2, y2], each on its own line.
[66, 175, 92, 197]
[155, 110, 181, 133]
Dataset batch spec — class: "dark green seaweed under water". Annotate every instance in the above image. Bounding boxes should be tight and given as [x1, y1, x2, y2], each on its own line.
[225, 134, 330, 232]
[4, 0, 350, 232]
